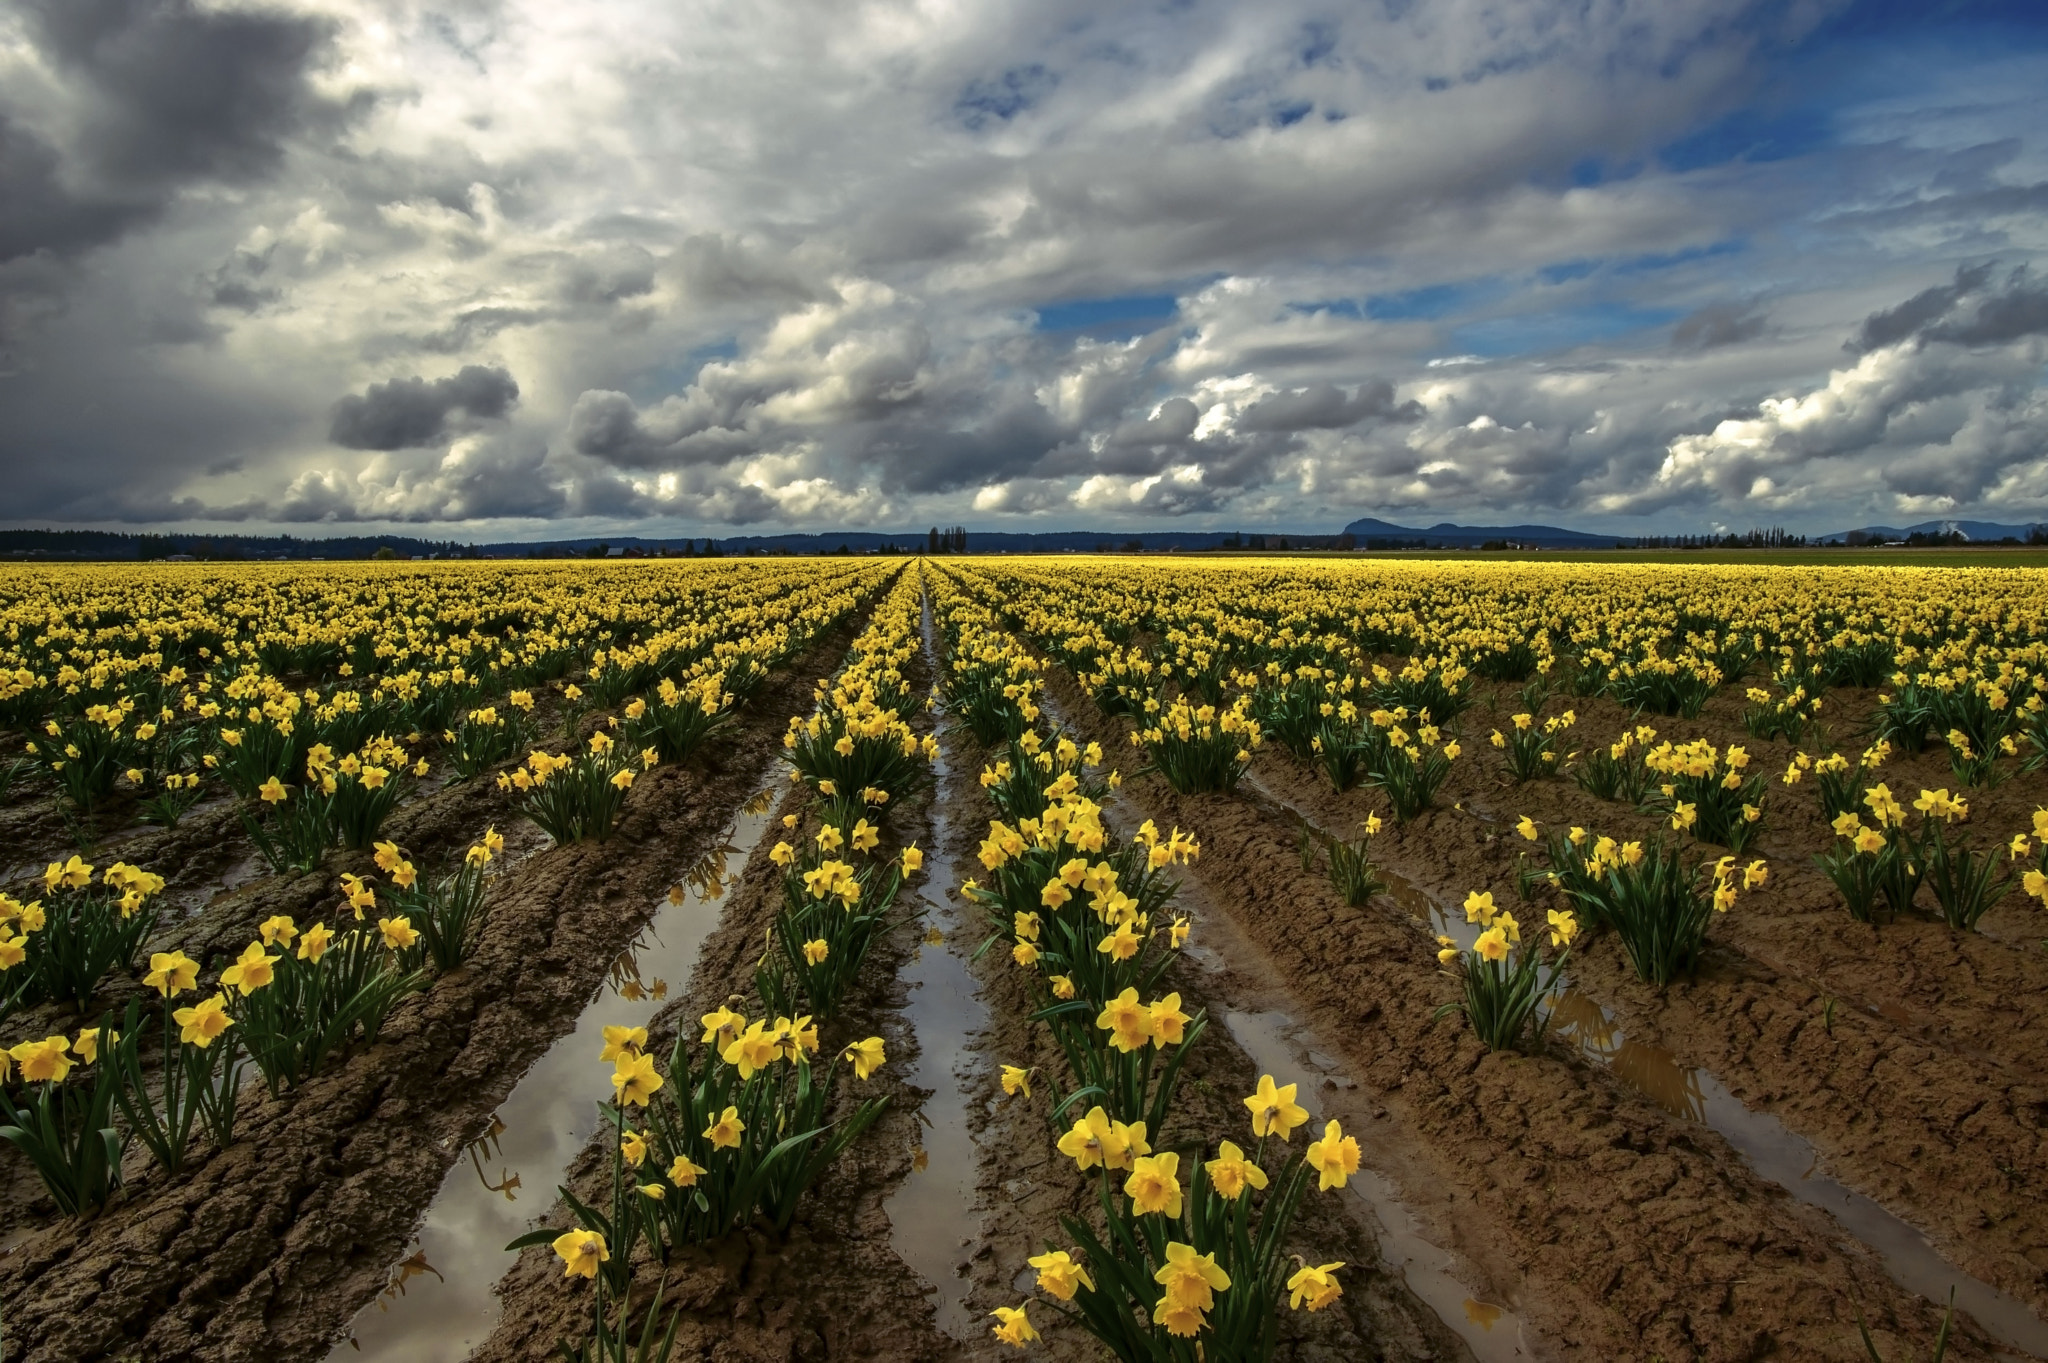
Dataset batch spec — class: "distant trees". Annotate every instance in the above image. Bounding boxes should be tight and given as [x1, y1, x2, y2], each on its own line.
[927, 526, 968, 553]
[1632, 527, 1810, 549]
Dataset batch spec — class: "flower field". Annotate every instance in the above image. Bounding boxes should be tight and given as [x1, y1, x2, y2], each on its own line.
[2, 556, 2046, 1363]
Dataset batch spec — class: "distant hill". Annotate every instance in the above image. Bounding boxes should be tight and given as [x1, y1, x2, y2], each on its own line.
[1816, 519, 2044, 544]
[1339, 516, 1618, 548]
[0, 529, 473, 560]
[0, 527, 1316, 560]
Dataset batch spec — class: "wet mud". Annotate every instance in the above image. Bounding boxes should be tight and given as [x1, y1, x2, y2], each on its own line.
[1025, 650, 2006, 1362]
[0, 626, 867, 1363]
[1243, 684, 2048, 1328]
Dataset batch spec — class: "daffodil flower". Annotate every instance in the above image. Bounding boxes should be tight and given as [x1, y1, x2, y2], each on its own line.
[1244, 1074, 1308, 1141]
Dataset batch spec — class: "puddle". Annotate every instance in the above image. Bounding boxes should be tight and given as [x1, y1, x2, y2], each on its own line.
[1547, 990, 1705, 1122]
[326, 793, 779, 1361]
[1235, 771, 2048, 1359]
[1548, 992, 2048, 1359]
[882, 591, 994, 1342]
[1222, 1008, 1532, 1363]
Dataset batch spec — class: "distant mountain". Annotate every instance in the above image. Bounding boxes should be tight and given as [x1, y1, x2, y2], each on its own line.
[1816, 519, 2044, 544]
[1339, 516, 1619, 548]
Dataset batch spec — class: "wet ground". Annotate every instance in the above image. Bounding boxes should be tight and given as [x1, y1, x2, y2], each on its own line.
[8, 571, 2044, 1363]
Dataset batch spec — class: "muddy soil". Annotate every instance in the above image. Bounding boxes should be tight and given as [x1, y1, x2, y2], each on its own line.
[1236, 677, 2048, 1323]
[1020, 647, 1994, 1363]
[0, 624, 867, 1363]
[473, 776, 959, 1363]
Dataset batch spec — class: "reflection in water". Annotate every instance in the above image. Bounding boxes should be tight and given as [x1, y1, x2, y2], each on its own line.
[371, 1251, 444, 1311]
[465, 1115, 521, 1201]
[1545, 990, 1703, 1122]
[883, 593, 995, 1342]
[327, 795, 779, 1362]
[1462, 1299, 1503, 1329]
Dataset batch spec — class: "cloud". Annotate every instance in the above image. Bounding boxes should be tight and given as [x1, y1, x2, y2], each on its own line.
[1609, 296, 2048, 514]
[1672, 303, 1768, 351]
[0, 0, 346, 262]
[1234, 380, 1423, 431]
[0, 0, 2044, 534]
[328, 367, 522, 451]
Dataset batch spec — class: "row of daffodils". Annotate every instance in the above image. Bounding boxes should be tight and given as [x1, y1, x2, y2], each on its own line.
[930, 567, 1351, 1358]
[519, 569, 936, 1354]
[2, 558, 888, 851]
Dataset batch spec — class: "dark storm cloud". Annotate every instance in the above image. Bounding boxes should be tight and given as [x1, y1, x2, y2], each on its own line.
[1846, 261, 2048, 354]
[564, 389, 750, 469]
[1234, 380, 1423, 431]
[1850, 263, 1996, 352]
[1, 0, 346, 262]
[1921, 265, 2048, 348]
[0, 115, 148, 262]
[328, 367, 522, 451]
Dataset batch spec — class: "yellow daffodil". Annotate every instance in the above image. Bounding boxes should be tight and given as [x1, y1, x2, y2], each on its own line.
[1287, 1261, 1345, 1311]
[173, 993, 234, 1047]
[1305, 1119, 1361, 1191]
[552, 1229, 607, 1279]
[704, 1105, 745, 1149]
[143, 949, 200, 997]
[1154, 1241, 1230, 1315]
[1245, 1074, 1308, 1141]
[844, 1035, 886, 1079]
[1028, 1249, 1093, 1301]
[989, 1304, 1038, 1347]
[298, 922, 334, 961]
[219, 941, 278, 995]
[1096, 987, 1154, 1052]
[700, 1006, 745, 1047]
[1205, 1140, 1269, 1200]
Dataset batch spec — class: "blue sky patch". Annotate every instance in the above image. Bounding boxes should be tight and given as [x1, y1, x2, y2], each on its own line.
[1033, 294, 1179, 336]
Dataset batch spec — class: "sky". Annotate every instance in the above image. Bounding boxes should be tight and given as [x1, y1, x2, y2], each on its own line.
[2, 0, 2046, 540]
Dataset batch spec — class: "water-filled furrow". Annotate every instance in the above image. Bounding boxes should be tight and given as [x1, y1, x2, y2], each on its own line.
[1219, 1006, 1534, 1363]
[327, 793, 779, 1361]
[881, 588, 995, 1342]
[1242, 773, 2048, 1360]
